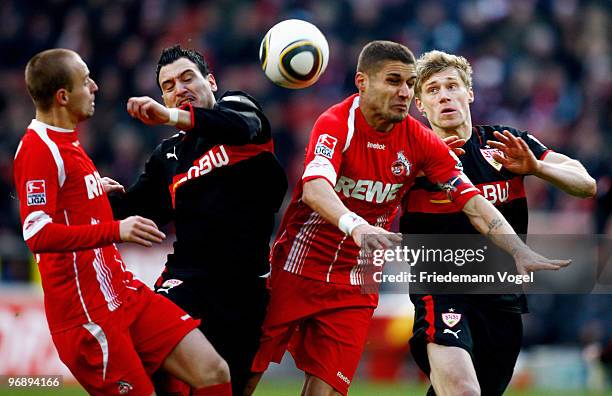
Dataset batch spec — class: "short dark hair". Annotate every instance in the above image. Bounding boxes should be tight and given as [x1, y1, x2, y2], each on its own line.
[356, 41, 415, 75]
[156, 45, 210, 90]
[25, 48, 76, 111]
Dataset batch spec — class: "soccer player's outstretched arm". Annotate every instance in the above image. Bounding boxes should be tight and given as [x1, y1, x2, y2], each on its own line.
[487, 129, 596, 198]
[302, 179, 400, 249]
[418, 123, 570, 275]
[126, 92, 270, 145]
[15, 140, 165, 253]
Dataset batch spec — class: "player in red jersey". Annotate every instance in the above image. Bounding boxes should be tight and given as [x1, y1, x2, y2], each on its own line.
[14, 49, 232, 396]
[247, 41, 571, 396]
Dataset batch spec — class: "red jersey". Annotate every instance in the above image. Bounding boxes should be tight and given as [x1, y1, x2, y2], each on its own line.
[14, 119, 141, 333]
[271, 94, 480, 285]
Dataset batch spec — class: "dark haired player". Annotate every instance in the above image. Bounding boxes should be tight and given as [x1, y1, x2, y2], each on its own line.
[402, 50, 596, 396]
[104, 45, 287, 395]
[247, 41, 570, 396]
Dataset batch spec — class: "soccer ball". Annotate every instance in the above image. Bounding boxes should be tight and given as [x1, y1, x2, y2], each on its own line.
[259, 19, 329, 89]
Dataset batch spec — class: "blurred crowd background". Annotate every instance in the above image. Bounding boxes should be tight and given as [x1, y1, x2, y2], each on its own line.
[0, 0, 610, 389]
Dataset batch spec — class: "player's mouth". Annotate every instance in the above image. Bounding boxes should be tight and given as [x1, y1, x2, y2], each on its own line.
[440, 107, 457, 116]
[392, 104, 408, 112]
[177, 97, 194, 107]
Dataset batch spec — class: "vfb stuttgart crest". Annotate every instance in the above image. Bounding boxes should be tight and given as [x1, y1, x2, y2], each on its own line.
[391, 151, 411, 176]
[480, 146, 504, 171]
[441, 312, 462, 328]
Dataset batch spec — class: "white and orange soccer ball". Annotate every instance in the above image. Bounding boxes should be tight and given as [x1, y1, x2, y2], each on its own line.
[259, 19, 329, 89]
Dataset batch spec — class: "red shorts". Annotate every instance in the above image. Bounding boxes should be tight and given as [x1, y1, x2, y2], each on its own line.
[252, 269, 376, 395]
[52, 286, 200, 396]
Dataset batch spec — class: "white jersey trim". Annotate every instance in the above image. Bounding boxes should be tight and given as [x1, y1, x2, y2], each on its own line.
[65, 211, 92, 322]
[302, 156, 338, 186]
[284, 212, 325, 275]
[326, 235, 347, 282]
[342, 96, 360, 153]
[28, 119, 67, 187]
[90, 218, 120, 312]
[83, 322, 109, 380]
[22, 210, 52, 241]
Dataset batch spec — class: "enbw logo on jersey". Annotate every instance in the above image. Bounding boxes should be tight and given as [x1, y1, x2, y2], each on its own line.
[391, 151, 411, 176]
[26, 180, 46, 206]
[314, 134, 338, 159]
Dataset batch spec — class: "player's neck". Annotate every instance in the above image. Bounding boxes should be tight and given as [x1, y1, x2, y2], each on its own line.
[436, 123, 472, 140]
[360, 107, 394, 132]
[36, 108, 77, 131]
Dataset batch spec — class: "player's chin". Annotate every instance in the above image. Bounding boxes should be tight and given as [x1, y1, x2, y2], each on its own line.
[387, 110, 408, 123]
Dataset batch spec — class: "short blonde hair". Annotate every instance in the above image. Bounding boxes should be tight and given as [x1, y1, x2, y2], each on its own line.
[415, 50, 473, 98]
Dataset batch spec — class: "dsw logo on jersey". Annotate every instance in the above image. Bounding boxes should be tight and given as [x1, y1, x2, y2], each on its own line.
[84, 171, 104, 199]
[335, 176, 403, 203]
[481, 181, 509, 204]
[169, 145, 230, 204]
[187, 145, 229, 179]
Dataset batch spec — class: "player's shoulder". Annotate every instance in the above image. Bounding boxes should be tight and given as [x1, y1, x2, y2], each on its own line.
[156, 132, 185, 153]
[217, 90, 263, 111]
[316, 94, 359, 128]
[15, 128, 52, 160]
[404, 115, 438, 143]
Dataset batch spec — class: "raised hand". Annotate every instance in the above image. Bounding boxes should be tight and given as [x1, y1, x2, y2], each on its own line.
[126, 97, 171, 126]
[513, 247, 571, 275]
[442, 135, 466, 156]
[351, 224, 402, 250]
[100, 177, 125, 194]
[487, 130, 539, 175]
[119, 216, 166, 247]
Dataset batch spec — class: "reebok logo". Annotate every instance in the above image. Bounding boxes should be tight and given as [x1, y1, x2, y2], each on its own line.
[367, 142, 386, 150]
[337, 371, 351, 385]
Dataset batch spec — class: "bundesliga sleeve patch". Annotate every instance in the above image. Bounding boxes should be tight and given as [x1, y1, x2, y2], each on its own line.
[314, 134, 338, 159]
[26, 180, 47, 206]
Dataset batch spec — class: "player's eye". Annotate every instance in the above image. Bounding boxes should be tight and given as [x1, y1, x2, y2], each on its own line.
[427, 87, 438, 94]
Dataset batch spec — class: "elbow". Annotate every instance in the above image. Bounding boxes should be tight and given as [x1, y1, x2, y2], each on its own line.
[26, 237, 45, 254]
[573, 177, 597, 199]
[583, 178, 597, 199]
[302, 185, 316, 209]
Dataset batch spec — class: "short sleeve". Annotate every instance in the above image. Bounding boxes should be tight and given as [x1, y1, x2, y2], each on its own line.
[301, 111, 347, 187]
[516, 129, 551, 160]
[415, 122, 480, 209]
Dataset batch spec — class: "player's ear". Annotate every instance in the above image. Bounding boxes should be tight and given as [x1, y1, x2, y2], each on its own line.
[415, 97, 425, 115]
[355, 72, 367, 92]
[55, 88, 69, 106]
[468, 87, 474, 104]
[207, 74, 218, 92]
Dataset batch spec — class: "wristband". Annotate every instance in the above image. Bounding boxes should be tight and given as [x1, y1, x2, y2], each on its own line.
[165, 108, 179, 126]
[338, 212, 368, 236]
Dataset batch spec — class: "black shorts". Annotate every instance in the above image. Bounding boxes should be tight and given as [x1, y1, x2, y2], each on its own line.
[155, 269, 270, 395]
[410, 294, 523, 396]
